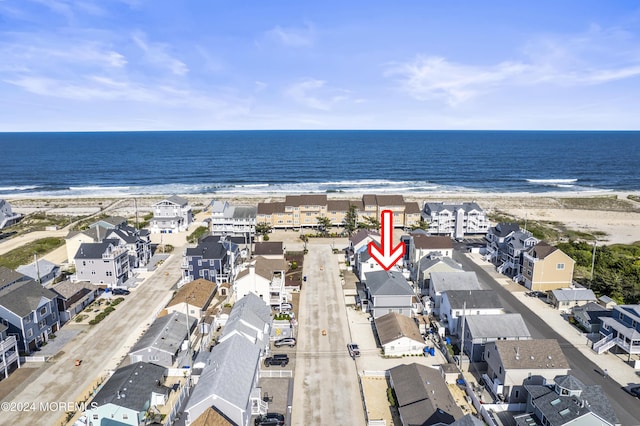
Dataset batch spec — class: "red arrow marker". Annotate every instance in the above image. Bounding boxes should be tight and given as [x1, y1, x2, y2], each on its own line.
[368, 210, 406, 271]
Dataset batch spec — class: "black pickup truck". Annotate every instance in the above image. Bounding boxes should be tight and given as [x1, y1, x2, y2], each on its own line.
[263, 354, 289, 367]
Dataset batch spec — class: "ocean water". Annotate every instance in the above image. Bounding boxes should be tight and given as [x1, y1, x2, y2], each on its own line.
[0, 130, 638, 198]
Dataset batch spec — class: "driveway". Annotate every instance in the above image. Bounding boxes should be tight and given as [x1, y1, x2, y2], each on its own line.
[290, 240, 366, 426]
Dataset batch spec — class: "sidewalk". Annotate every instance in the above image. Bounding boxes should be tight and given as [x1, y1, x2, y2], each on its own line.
[465, 252, 638, 388]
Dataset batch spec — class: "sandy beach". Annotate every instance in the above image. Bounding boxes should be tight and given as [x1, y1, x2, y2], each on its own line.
[7, 190, 640, 245]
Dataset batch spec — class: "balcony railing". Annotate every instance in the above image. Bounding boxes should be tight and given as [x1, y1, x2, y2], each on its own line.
[0, 351, 19, 369]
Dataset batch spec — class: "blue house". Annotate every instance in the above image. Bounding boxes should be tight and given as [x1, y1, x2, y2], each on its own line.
[182, 236, 241, 284]
[593, 304, 640, 356]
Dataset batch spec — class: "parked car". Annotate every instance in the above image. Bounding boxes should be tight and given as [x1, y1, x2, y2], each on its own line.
[347, 343, 360, 358]
[111, 288, 130, 296]
[274, 337, 296, 348]
[624, 385, 640, 398]
[255, 412, 285, 426]
[263, 354, 289, 367]
[273, 303, 293, 312]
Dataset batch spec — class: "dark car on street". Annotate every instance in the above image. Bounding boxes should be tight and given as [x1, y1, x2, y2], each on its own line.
[263, 354, 289, 367]
[624, 385, 640, 398]
[255, 412, 285, 426]
[111, 288, 130, 296]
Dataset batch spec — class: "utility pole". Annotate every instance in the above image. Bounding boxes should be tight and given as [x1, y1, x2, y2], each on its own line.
[34, 253, 41, 285]
[590, 240, 597, 281]
[459, 301, 466, 369]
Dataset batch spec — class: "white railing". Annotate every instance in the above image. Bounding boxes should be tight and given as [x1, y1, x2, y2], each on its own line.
[361, 370, 389, 378]
[592, 334, 614, 354]
[368, 420, 386, 426]
[259, 369, 293, 378]
[20, 355, 48, 363]
[0, 351, 19, 368]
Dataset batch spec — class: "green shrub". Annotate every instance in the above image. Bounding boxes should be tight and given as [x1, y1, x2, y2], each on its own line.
[387, 388, 397, 407]
[291, 261, 298, 270]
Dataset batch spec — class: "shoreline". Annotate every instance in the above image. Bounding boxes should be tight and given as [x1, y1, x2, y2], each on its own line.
[6, 190, 640, 245]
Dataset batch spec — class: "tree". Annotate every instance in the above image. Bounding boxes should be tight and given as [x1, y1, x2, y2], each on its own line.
[410, 218, 430, 231]
[316, 216, 332, 236]
[359, 215, 380, 230]
[343, 204, 358, 236]
[255, 222, 272, 239]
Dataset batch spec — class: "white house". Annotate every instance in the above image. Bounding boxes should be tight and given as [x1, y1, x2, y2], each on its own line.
[150, 195, 193, 233]
[0, 199, 22, 229]
[439, 290, 505, 335]
[234, 257, 287, 306]
[374, 312, 425, 356]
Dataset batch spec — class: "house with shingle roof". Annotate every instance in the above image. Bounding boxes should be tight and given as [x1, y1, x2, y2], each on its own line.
[0, 266, 31, 292]
[182, 237, 240, 284]
[374, 313, 425, 356]
[74, 239, 130, 287]
[440, 289, 505, 335]
[594, 304, 640, 356]
[485, 222, 521, 264]
[516, 374, 619, 426]
[218, 293, 271, 350]
[484, 339, 571, 403]
[571, 302, 611, 334]
[234, 257, 287, 306]
[415, 256, 463, 294]
[363, 270, 415, 318]
[129, 311, 197, 367]
[0, 278, 60, 353]
[0, 321, 20, 379]
[253, 241, 284, 259]
[0, 199, 22, 229]
[389, 363, 464, 426]
[50, 280, 98, 323]
[150, 195, 193, 233]
[549, 287, 597, 312]
[16, 258, 61, 286]
[104, 225, 152, 268]
[461, 313, 532, 362]
[522, 243, 575, 292]
[166, 278, 217, 320]
[429, 271, 485, 315]
[84, 362, 172, 426]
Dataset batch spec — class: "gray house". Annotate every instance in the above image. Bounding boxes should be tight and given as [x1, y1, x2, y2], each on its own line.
[363, 270, 415, 318]
[0, 278, 60, 354]
[150, 195, 193, 233]
[74, 239, 130, 287]
[429, 271, 485, 315]
[51, 280, 98, 323]
[210, 200, 257, 236]
[389, 363, 464, 426]
[84, 362, 171, 426]
[0, 322, 20, 379]
[461, 313, 532, 362]
[219, 293, 271, 350]
[415, 255, 463, 294]
[184, 333, 264, 426]
[571, 302, 611, 334]
[440, 290, 505, 335]
[104, 225, 152, 268]
[517, 375, 619, 426]
[129, 311, 197, 368]
[0, 199, 22, 229]
[16, 258, 61, 286]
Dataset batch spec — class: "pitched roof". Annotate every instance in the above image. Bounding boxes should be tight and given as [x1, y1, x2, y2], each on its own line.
[413, 234, 453, 250]
[257, 201, 285, 215]
[374, 194, 405, 206]
[450, 414, 486, 426]
[74, 239, 120, 259]
[166, 195, 188, 206]
[220, 293, 271, 344]
[284, 194, 327, 207]
[528, 242, 558, 259]
[442, 290, 502, 310]
[92, 362, 169, 412]
[364, 270, 414, 296]
[253, 241, 283, 256]
[236, 257, 287, 282]
[491, 222, 520, 237]
[404, 202, 421, 214]
[389, 363, 464, 425]
[464, 314, 531, 339]
[185, 240, 228, 260]
[0, 266, 29, 289]
[50, 280, 94, 300]
[166, 278, 217, 310]
[130, 311, 196, 357]
[430, 271, 484, 294]
[91, 216, 127, 228]
[191, 407, 235, 426]
[418, 256, 463, 273]
[349, 229, 380, 246]
[493, 339, 570, 370]
[551, 288, 597, 302]
[0, 279, 58, 317]
[424, 202, 483, 214]
[104, 228, 138, 244]
[327, 199, 353, 211]
[375, 313, 423, 346]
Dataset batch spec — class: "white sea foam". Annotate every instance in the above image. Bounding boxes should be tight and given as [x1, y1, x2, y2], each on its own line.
[526, 178, 578, 184]
[0, 185, 39, 191]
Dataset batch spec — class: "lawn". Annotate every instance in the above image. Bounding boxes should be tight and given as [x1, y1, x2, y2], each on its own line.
[0, 237, 65, 270]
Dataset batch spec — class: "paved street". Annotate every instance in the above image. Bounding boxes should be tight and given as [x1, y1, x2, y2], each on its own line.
[2, 250, 184, 425]
[454, 250, 640, 426]
[291, 240, 366, 426]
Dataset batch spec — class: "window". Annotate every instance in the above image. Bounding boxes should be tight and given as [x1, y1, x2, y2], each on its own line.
[515, 390, 519, 399]
[93, 415, 98, 420]
[556, 263, 565, 270]
[40, 307, 47, 316]
[499, 366, 502, 374]
[27, 329, 33, 338]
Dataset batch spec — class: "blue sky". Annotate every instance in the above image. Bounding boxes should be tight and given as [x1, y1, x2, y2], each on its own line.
[1, 1, 640, 131]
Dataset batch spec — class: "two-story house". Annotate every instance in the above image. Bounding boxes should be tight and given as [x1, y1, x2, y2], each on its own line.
[0, 322, 20, 379]
[415, 256, 463, 295]
[234, 257, 287, 306]
[182, 236, 240, 284]
[461, 313, 531, 362]
[0, 278, 60, 353]
[150, 195, 193, 233]
[165, 278, 218, 320]
[484, 339, 570, 403]
[74, 239, 130, 287]
[521, 243, 575, 292]
[429, 271, 485, 315]
[593, 304, 640, 357]
[439, 289, 505, 336]
[0, 199, 22, 229]
[51, 280, 98, 323]
[363, 270, 415, 318]
[421, 202, 489, 239]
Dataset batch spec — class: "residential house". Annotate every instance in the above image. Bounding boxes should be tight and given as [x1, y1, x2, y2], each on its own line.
[0, 322, 20, 379]
[389, 363, 464, 426]
[0, 199, 22, 229]
[450, 415, 485, 426]
[415, 256, 463, 295]
[354, 250, 386, 282]
[16, 258, 61, 286]
[517, 375, 619, 426]
[234, 257, 287, 306]
[374, 313, 425, 356]
[363, 270, 415, 318]
[347, 229, 380, 263]
[421, 202, 489, 239]
[104, 224, 152, 268]
[91, 216, 128, 230]
[571, 302, 611, 334]
[182, 236, 240, 284]
[85, 362, 172, 426]
[485, 222, 520, 264]
[210, 200, 257, 237]
[150, 195, 193, 233]
[50, 280, 98, 323]
[408, 233, 454, 265]
[598, 295, 617, 309]
[522, 243, 575, 292]
[74, 239, 130, 287]
[429, 271, 485, 315]
[253, 241, 284, 259]
[496, 229, 540, 279]
[439, 290, 505, 336]
[184, 334, 264, 426]
[166, 278, 218, 320]
[0, 278, 60, 353]
[461, 314, 531, 362]
[129, 311, 197, 367]
[218, 293, 271, 350]
[0, 266, 31, 291]
[64, 216, 128, 265]
[484, 339, 571, 403]
[593, 304, 640, 356]
[548, 288, 597, 311]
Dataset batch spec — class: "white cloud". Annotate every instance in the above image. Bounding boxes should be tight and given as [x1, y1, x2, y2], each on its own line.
[266, 23, 315, 47]
[132, 31, 188, 75]
[285, 79, 330, 110]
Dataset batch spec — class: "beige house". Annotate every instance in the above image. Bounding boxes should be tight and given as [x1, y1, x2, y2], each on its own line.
[521, 243, 575, 292]
[256, 194, 421, 230]
[166, 278, 218, 319]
